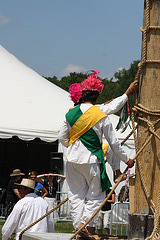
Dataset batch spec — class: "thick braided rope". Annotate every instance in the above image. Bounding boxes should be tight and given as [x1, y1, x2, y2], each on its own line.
[131, 111, 155, 214]
[132, 104, 160, 240]
[137, 116, 160, 141]
[132, 106, 160, 240]
[131, 107, 160, 239]
[18, 197, 69, 240]
[134, 104, 160, 115]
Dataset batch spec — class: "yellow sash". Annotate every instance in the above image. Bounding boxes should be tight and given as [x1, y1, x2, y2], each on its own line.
[102, 142, 109, 156]
[69, 106, 107, 146]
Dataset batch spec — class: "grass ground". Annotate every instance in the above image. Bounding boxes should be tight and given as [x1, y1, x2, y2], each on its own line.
[0, 218, 74, 240]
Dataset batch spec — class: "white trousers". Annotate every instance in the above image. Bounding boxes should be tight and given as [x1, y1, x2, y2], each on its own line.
[66, 162, 105, 229]
[96, 210, 111, 229]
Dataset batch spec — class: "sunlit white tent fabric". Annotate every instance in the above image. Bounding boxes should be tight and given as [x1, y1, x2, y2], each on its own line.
[0, 45, 72, 142]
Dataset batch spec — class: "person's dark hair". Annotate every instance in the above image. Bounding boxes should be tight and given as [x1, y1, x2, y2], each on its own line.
[74, 98, 83, 106]
[82, 90, 99, 103]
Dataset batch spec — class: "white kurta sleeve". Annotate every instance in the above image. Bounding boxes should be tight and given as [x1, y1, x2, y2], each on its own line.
[58, 117, 70, 148]
[102, 116, 129, 164]
[2, 204, 20, 240]
[99, 94, 128, 115]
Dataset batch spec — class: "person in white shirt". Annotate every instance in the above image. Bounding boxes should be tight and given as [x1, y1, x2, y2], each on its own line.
[68, 78, 138, 183]
[59, 70, 135, 240]
[2, 178, 54, 240]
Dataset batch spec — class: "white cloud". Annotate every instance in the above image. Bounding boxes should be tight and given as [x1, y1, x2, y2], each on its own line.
[117, 67, 124, 72]
[61, 64, 86, 77]
[103, 67, 125, 82]
[0, 14, 11, 25]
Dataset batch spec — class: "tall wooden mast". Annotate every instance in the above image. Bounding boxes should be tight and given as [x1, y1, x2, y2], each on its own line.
[129, 0, 160, 239]
[134, 0, 160, 214]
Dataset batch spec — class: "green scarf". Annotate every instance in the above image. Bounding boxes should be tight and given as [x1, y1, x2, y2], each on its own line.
[66, 105, 111, 191]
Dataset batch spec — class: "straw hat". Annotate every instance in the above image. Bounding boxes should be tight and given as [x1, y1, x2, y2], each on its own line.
[15, 178, 36, 190]
[10, 169, 25, 177]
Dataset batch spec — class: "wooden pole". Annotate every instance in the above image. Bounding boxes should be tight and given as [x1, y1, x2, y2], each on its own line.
[133, 0, 160, 215]
[128, 1, 160, 238]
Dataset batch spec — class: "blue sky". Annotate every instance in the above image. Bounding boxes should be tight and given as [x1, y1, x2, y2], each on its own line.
[1, 0, 144, 80]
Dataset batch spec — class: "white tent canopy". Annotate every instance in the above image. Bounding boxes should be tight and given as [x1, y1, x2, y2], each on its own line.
[0, 45, 73, 142]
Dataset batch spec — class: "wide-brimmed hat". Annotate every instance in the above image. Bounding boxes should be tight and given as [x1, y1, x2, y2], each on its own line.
[15, 178, 36, 190]
[10, 169, 25, 177]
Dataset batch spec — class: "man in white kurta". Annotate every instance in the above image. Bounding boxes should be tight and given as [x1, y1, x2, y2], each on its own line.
[59, 102, 134, 228]
[2, 179, 54, 240]
[58, 77, 136, 240]
[68, 80, 138, 179]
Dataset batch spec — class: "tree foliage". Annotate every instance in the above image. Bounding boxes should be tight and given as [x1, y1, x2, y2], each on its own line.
[45, 72, 87, 92]
[45, 60, 140, 114]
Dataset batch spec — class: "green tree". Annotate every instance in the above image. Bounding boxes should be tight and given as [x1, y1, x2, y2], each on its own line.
[45, 60, 140, 112]
[45, 72, 87, 92]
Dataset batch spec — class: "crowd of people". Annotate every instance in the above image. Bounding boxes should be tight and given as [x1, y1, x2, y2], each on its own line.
[2, 70, 137, 240]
